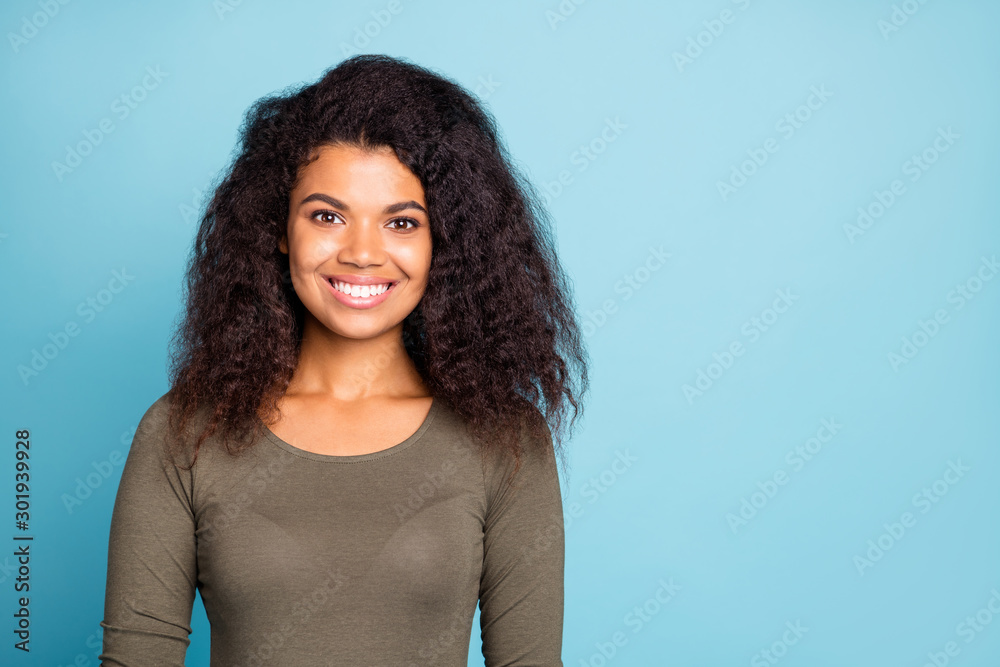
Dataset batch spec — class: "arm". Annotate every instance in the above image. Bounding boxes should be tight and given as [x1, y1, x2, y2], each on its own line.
[100, 395, 198, 666]
[479, 420, 565, 666]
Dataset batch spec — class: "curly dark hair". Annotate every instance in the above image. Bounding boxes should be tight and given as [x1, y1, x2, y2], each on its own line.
[165, 54, 589, 481]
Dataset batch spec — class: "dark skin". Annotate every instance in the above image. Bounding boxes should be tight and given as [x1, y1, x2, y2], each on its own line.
[262, 142, 434, 456]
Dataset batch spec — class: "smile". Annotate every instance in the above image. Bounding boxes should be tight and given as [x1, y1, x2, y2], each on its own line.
[330, 280, 391, 297]
[323, 277, 397, 310]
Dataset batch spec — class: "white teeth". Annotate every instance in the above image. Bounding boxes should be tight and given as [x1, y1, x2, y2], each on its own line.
[332, 281, 390, 298]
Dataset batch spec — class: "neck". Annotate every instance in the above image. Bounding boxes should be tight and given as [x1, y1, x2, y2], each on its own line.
[288, 313, 428, 402]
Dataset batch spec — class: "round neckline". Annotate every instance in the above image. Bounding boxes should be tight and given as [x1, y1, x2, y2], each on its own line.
[260, 397, 440, 464]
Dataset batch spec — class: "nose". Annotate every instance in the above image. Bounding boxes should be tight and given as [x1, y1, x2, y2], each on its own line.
[338, 217, 386, 268]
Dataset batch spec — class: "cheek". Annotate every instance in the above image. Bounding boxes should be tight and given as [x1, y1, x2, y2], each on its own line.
[289, 233, 336, 273]
[396, 242, 433, 282]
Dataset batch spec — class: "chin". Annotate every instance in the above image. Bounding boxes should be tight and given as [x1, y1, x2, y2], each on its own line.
[322, 317, 397, 341]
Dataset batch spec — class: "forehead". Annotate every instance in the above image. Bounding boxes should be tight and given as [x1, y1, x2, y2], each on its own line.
[294, 144, 422, 193]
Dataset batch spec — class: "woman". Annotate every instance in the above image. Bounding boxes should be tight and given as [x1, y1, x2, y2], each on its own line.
[100, 54, 588, 666]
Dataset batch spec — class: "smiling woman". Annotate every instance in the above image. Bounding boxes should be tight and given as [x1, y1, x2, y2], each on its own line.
[99, 54, 589, 666]
[267, 142, 437, 457]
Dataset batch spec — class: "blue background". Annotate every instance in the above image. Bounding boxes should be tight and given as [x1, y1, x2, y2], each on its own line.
[2, 0, 998, 665]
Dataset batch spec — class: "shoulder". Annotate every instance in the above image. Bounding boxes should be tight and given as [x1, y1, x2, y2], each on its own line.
[127, 390, 200, 470]
[513, 404, 556, 467]
[430, 397, 560, 480]
[483, 405, 561, 500]
[136, 390, 174, 434]
[126, 391, 172, 452]
[114, 392, 200, 515]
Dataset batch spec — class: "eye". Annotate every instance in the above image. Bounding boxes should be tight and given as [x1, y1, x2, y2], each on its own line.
[310, 209, 343, 225]
[387, 217, 421, 231]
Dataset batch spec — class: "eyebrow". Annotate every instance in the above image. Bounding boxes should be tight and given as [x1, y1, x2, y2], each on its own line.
[297, 192, 428, 215]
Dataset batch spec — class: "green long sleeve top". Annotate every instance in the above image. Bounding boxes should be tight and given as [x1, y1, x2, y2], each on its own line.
[99, 392, 565, 666]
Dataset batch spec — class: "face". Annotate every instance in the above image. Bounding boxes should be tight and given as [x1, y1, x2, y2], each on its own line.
[280, 142, 432, 341]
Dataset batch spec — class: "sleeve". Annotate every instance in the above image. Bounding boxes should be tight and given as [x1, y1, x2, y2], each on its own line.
[479, 419, 565, 667]
[99, 394, 198, 666]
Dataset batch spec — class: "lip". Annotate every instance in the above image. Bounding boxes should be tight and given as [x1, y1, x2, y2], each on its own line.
[322, 274, 397, 310]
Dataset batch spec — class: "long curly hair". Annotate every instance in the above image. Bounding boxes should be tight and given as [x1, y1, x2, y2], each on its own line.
[165, 54, 589, 480]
